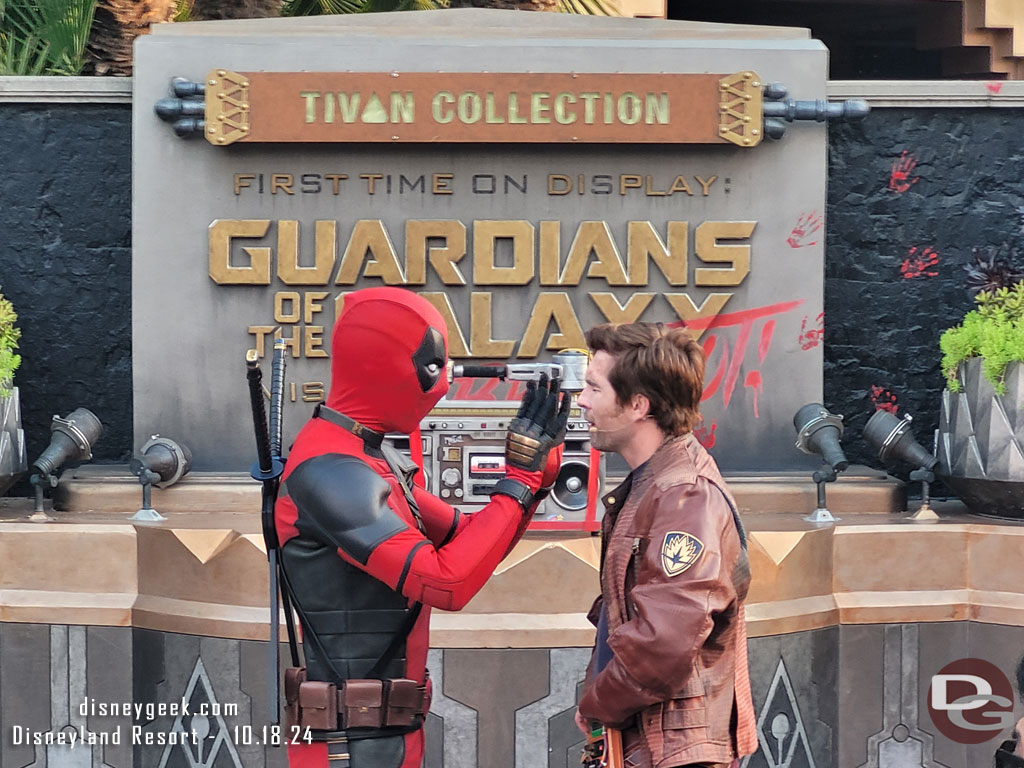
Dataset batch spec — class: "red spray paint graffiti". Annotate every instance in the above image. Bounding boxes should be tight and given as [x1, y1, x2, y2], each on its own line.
[889, 151, 919, 194]
[799, 312, 825, 350]
[900, 246, 939, 279]
[694, 419, 717, 450]
[870, 385, 899, 414]
[786, 211, 823, 248]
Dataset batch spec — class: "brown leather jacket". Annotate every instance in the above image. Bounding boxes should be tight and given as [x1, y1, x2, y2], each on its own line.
[578, 435, 757, 768]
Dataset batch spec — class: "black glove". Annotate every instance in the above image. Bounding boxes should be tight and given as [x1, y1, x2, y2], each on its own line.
[505, 374, 571, 472]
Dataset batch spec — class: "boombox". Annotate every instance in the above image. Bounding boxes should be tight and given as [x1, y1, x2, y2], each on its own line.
[386, 401, 605, 528]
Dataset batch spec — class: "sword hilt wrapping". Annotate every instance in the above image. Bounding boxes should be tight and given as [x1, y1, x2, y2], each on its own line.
[247, 351, 273, 474]
[269, 341, 287, 459]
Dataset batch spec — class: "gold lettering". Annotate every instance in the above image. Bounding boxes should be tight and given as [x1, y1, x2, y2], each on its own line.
[433, 173, 454, 195]
[470, 292, 516, 358]
[324, 173, 348, 195]
[473, 220, 535, 285]
[209, 219, 271, 285]
[336, 220, 405, 285]
[695, 175, 717, 195]
[645, 176, 665, 197]
[667, 176, 693, 196]
[627, 221, 687, 285]
[324, 92, 335, 124]
[271, 174, 294, 195]
[663, 293, 733, 341]
[420, 292, 470, 358]
[561, 221, 628, 286]
[518, 293, 586, 358]
[304, 326, 327, 357]
[304, 292, 328, 323]
[274, 326, 301, 358]
[248, 325, 276, 358]
[538, 221, 561, 286]
[274, 292, 301, 323]
[234, 174, 255, 195]
[590, 292, 655, 324]
[303, 382, 325, 403]
[694, 221, 754, 286]
[405, 220, 467, 285]
[620, 175, 643, 195]
[580, 93, 598, 124]
[360, 173, 383, 194]
[277, 220, 336, 285]
[548, 175, 572, 195]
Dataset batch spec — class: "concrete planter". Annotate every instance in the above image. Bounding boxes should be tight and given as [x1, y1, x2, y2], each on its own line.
[0, 386, 27, 495]
[936, 358, 1024, 519]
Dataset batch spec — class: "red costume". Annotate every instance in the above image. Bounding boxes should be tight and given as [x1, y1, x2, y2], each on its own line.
[275, 287, 564, 768]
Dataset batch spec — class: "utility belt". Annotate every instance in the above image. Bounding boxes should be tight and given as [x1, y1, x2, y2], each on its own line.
[284, 667, 428, 733]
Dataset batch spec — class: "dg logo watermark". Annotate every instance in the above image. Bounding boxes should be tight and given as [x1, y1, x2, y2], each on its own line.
[928, 658, 1016, 744]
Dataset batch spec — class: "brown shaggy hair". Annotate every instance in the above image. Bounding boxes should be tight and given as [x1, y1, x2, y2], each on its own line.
[585, 322, 705, 437]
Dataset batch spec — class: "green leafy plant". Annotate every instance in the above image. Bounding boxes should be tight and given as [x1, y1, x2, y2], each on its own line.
[941, 247, 1024, 395]
[0, 0, 97, 76]
[0, 289, 21, 397]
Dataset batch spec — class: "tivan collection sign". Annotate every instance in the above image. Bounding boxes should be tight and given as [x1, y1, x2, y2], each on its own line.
[134, 15, 844, 472]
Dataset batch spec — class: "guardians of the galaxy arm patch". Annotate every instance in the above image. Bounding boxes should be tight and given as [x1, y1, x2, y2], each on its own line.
[661, 532, 704, 577]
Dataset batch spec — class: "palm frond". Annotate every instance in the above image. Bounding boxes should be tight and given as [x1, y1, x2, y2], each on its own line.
[281, 0, 363, 16]
[0, 0, 96, 75]
[558, 0, 612, 15]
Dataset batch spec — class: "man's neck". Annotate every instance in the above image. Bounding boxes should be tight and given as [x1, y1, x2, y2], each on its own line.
[620, 422, 670, 469]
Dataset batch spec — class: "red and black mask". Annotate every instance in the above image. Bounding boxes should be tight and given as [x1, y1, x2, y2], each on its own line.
[327, 287, 449, 434]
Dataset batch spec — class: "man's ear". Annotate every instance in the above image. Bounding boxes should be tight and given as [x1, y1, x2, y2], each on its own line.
[630, 393, 651, 421]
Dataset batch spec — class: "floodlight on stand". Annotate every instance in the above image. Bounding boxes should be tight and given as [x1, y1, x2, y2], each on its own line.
[793, 403, 849, 524]
[29, 408, 103, 521]
[129, 435, 193, 521]
[863, 410, 940, 521]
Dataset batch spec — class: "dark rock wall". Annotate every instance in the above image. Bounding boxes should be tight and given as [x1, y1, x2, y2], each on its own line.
[2, 101, 1019, 489]
[0, 103, 133, 488]
[825, 109, 1024, 472]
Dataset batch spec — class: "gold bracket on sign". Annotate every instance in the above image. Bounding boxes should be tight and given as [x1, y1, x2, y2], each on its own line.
[719, 71, 763, 148]
[205, 70, 250, 146]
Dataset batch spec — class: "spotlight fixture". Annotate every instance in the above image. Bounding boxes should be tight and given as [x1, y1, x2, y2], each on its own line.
[863, 410, 940, 521]
[793, 403, 849, 523]
[129, 435, 193, 521]
[29, 408, 103, 520]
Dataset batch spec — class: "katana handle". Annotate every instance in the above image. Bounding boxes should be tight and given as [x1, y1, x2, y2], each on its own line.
[269, 340, 287, 459]
[246, 350, 272, 474]
[453, 364, 507, 379]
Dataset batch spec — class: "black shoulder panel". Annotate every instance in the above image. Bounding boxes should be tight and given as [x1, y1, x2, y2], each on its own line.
[287, 454, 408, 565]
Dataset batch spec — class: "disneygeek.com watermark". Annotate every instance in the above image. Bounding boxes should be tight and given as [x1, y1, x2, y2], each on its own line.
[928, 658, 1016, 745]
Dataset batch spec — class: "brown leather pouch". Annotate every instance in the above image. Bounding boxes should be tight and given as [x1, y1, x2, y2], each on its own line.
[298, 680, 339, 731]
[284, 667, 307, 730]
[342, 680, 384, 728]
[384, 679, 425, 727]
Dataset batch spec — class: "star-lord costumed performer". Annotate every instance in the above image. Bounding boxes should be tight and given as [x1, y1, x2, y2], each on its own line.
[275, 287, 568, 768]
[574, 322, 757, 768]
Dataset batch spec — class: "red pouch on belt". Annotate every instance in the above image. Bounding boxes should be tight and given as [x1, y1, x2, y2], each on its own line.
[298, 681, 338, 731]
[385, 679, 425, 727]
[342, 680, 384, 728]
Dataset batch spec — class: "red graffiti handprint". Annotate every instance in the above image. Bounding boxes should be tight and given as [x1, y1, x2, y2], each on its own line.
[799, 312, 825, 350]
[787, 211, 823, 248]
[870, 385, 899, 414]
[889, 151, 919, 193]
[694, 419, 717, 450]
[900, 246, 939, 279]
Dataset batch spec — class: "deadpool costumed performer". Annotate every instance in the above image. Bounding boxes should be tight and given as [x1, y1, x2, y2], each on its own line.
[274, 287, 569, 768]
